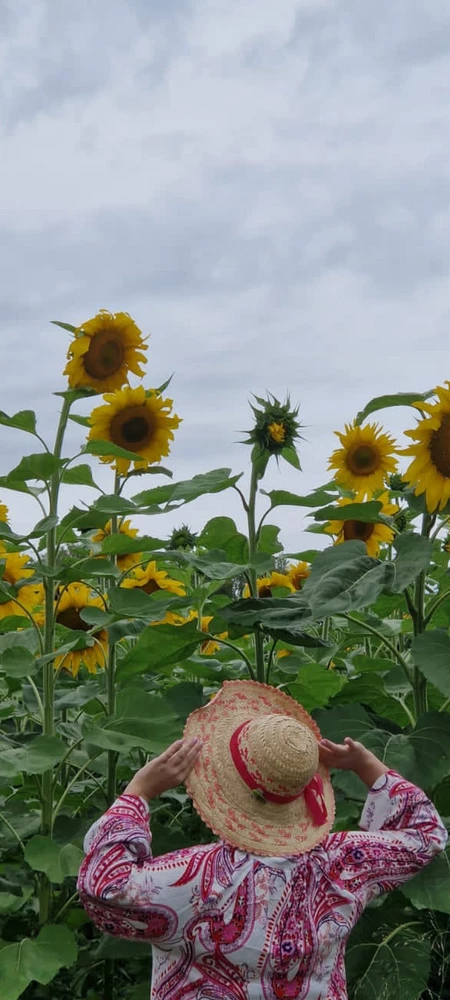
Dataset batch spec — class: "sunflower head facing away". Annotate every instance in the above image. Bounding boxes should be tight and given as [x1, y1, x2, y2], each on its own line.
[91, 518, 141, 571]
[88, 385, 181, 476]
[121, 560, 186, 596]
[402, 384, 450, 512]
[243, 394, 302, 466]
[328, 421, 398, 498]
[55, 582, 107, 677]
[64, 310, 148, 392]
[325, 492, 398, 558]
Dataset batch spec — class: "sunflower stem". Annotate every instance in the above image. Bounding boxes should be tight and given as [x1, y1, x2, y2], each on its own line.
[247, 462, 265, 682]
[40, 394, 72, 926]
[412, 513, 432, 718]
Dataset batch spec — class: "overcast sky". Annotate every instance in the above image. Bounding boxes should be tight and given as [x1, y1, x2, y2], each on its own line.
[1, 0, 449, 554]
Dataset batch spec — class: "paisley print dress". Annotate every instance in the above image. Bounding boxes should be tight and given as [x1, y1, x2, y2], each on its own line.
[78, 771, 447, 999]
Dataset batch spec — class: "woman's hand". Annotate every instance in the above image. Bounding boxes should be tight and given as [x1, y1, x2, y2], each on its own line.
[319, 737, 388, 787]
[123, 738, 203, 803]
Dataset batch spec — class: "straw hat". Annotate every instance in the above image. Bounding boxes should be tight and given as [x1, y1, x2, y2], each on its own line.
[184, 679, 335, 857]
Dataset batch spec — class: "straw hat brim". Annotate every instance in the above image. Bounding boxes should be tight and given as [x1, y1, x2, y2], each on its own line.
[184, 680, 335, 857]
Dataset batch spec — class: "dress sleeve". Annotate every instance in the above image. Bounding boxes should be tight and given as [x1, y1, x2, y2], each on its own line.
[77, 794, 213, 944]
[324, 771, 448, 907]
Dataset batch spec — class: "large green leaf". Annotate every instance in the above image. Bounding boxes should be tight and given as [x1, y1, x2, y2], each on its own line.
[388, 533, 433, 594]
[411, 630, 450, 698]
[0, 736, 64, 778]
[355, 390, 433, 426]
[132, 468, 243, 508]
[0, 646, 37, 678]
[346, 918, 430, 1000]
[84, 439, 143, 461]
[333, 674, 410, 726]
[58, 557, 120, 583]
[312, 501, 386, 523]
[108, 588, 187, 620]
[24, 836, 84, 883]
[92, 494, 137, 515]
[257, 524, 283, 555]
[401, 847, 450, 914]
[0, 410, 37, 435]
[409, 712, 450, 786]
[198, 517, 249, 563]
[303, 554, 395, 618]
[288, 666, 346, 712]
[0, 925, 77, 1000]
[116, 620, 202, 680]
[6, 453, 64, 481]
[313, 704, 375, 740]
[261, 486, 337, 509]
[220, 595, 312, 631]
[83, 713, 181, 754]
[61, 464, 99, 488]
[100, 533, 164, 555]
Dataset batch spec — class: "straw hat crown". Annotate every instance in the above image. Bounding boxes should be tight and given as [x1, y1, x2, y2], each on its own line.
[236, 714, 319, 796]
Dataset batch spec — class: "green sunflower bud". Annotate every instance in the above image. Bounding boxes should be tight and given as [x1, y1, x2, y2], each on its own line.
[389, 473, 408, 492]
[167, 524, 198, 551]
[243, 394, 303, 472]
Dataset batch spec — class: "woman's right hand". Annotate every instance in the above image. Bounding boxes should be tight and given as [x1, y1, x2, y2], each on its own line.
[319, 737, 389, 786]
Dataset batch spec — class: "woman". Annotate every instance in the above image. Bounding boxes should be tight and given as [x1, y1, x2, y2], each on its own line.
[78, 680, 447, 999]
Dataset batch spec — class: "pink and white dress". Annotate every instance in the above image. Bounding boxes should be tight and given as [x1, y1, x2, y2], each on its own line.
[78, 771, 447, 1000]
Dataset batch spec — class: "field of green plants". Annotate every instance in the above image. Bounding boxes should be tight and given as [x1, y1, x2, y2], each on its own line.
[0, 311, 449, 999]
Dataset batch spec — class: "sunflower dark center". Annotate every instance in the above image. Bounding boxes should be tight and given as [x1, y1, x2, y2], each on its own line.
[142, 579, 161, 595]
[346, 444, 380, 476]
[258, 585, 272, 598]
[343, 520, 375, 542]
[429, 414, 450, 478]
[56, 607, 90, 631]
[84, 331, 125, 379]
[110, 405, 154, 452]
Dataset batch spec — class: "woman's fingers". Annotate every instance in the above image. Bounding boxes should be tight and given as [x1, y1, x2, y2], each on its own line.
[158, 739, 184, 762]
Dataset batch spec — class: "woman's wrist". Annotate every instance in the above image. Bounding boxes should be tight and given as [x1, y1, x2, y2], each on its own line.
[123, 780, 153, 802]
[353, 748, 389, 787]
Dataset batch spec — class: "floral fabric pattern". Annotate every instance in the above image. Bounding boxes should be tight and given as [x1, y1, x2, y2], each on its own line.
[78, 772, 447, 1000]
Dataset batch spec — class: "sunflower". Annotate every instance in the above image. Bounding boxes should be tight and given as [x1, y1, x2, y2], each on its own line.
[0, 549, 35, 586]
[121, 560, 185, 596]
[88, 385, 181, 476]
[324, 493, 398, 558]
[64, 310, 147, 392]
[243, 571, 295, 599]
[180, 610, 228, 654]
[287, 561, 310, 590]
[54, 583, 107, 677]
[0, 503, 8, 523]
[267, 422, 286, 444]
[402, 385, 450, 512]
[91, 518, 141, 571]
[328, 422, 398, 497]
[0, 582, 44, 623]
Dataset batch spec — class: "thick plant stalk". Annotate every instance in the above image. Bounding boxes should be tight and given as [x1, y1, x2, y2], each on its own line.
[40, 396, 71, 925]
[412, 513, 432, 719]
[246, 463, 265, 682]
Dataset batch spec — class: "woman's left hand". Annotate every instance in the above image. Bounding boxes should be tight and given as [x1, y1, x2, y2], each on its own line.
[123, 738, 203, 803]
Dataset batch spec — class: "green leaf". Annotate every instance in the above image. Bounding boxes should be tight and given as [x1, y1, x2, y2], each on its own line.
[281, 445, 301, 470]
[58, 557, 120, 583]
[0, 410, 37, 435]
[132, 468, 243, 508]
[29, 514, 59, 538]
[303, 553, 395, 618]
[68, 413, 91, 428]
[333, 674, 410, 726]
[355, 389, 434, 426]
[92, 494, 137, 515]
[116, 620, 202, 680]
[411, 631, 450, 698]
[257, 524, 283, 555]
[0, 925, 77, 1000]
[409, 712, 450, 786]
[0, 647, 37, 678]
[79, 607, 113, 627]
[0, 736, 64, 778]
[261, 486, 337, 509]
[108, 587, 184, 620]
[313, 704, 375, 740]
[24, 836, 84, 883]
[388, 533, 433, 594]
[288, 666, 346, 712]
[163, 681, 205, 720]
[198, 517, 249, 562]
[84, 439, 143, 461]
[346, 919, 430, 1000]
[401, 847, 450, 914]
[51, 320, 77, 333]
[61, 464, 99, 488]
[100, 534, 164, 555]
[220, 595, 312, 631]
[312, 501, 386, 523]
[6, 453, 64, 482]
[0, 629, 38, 653]
[83, 712, 181, 754]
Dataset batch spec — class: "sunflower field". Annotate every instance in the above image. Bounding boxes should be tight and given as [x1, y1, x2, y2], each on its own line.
[0, 312, 449, 1000]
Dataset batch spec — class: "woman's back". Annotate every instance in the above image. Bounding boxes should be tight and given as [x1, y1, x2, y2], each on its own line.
[78, 771, 447, 1000]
